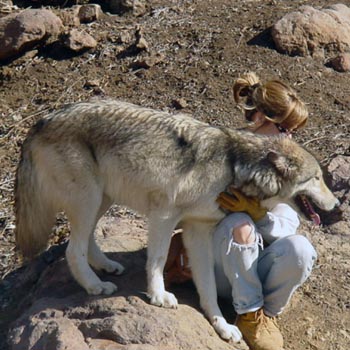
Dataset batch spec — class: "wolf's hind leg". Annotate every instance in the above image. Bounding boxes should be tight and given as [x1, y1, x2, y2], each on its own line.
[88, 195, 125, 275]
[182, 222, 242, 342]
[147, 212, 181, 308]
[66, 191, 117, 296]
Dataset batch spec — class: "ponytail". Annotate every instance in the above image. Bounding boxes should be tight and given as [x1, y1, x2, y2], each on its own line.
[233, 72, 308, 131]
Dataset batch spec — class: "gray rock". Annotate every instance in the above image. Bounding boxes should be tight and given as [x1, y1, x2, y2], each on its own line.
[0, 9, 64, 61]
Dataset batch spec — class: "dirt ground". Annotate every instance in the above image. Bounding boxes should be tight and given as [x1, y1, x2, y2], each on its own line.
[0, 1, 349, 349]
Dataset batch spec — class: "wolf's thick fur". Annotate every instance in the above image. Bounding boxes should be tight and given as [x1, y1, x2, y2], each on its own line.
[15, 100, 338, 341]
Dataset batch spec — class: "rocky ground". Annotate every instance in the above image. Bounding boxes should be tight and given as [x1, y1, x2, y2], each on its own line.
[0, 1, 349, 350]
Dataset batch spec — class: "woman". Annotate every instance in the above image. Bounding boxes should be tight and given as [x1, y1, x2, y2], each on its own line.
[165, 72, 317, 350]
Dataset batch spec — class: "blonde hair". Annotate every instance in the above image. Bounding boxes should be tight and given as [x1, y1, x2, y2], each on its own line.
[233, 72, 308, 131]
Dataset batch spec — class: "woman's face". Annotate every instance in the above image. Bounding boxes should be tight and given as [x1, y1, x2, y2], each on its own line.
[246, 110, 282, 136]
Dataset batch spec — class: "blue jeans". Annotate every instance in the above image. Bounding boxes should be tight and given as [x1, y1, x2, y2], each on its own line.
[212, 212, 317, 316]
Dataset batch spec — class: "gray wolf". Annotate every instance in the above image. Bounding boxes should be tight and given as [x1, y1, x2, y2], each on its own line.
[15, 100, 338, 341]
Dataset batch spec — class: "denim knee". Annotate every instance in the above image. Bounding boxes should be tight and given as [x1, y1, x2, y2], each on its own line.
[259, 235, 317, 316]
[282, 235, 317, 280]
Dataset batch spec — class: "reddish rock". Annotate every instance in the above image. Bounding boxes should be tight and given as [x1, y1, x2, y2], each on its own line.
[329, 52, 350, 72]
[272, 4, 350, 58]
[0, 9, 64, 61]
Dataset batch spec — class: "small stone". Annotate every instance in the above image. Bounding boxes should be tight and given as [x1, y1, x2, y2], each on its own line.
[109, 0, 147, 17]
[172, 98, 188, 109]
[78, 4, 102, 23]
[58, 6, 81, 27]
[329, 53, 350, 72]
[84, 79, 100, 88]
[136, 36, 148, 50]
[130, 53, 165, 69]
[327, 155, 350, 191]
[135, 27, 148, 51]
[63, 29, 97, 52]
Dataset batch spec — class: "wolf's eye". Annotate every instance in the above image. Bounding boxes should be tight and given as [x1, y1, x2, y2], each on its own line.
[315, 176, 320, 181]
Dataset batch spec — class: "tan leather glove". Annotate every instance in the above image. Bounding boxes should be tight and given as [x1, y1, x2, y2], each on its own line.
[216, 187, 267, 222]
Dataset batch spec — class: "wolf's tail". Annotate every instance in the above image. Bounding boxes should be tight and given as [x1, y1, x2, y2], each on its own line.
[15, 138, 56, 259]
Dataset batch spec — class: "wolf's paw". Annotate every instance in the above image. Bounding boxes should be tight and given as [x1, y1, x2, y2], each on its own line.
[87, 281, 118, 296]
[213, 316, 242, 342]
[103, 260, 125, 275]
[149, 290, 178, 308]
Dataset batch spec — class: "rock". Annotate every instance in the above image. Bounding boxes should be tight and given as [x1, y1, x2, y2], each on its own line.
[86, 339, 174, 350]
[78, 4, 103, 23]
[63, 29, 97, 52]
[135, 26, 148, 51]
[0, 9, 64, 61]
[272, 4, 350, 58]
[9, 316, 90, 350]
[329, 220, 350, 236]
[329, 52, 350, 72]
[109, 0, 147, 17]
[0, 0, 16, 15]
[327, 155, 350, 191]
[172, 98, 188, 110]
[7, 216, 238, 350]
[84, 79, 100, 88]
[130, 53, 165, 69]
[58, 6, 81, 27]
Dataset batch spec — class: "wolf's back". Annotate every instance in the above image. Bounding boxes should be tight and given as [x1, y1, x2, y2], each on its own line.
[15, 133, 56, 259]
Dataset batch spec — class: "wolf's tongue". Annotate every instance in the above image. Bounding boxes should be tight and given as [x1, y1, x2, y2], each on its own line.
[300, 195, 321, 226]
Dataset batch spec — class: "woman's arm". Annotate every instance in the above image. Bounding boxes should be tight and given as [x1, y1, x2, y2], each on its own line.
[256, 203, 300, 244]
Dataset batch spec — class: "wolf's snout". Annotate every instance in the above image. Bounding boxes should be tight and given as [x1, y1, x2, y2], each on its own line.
[323, 196, 340, 211]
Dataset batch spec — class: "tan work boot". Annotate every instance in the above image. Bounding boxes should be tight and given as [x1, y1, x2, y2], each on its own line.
[236, 309, 284, 350]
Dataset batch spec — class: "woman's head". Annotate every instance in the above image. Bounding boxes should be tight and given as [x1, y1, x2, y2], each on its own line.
[233, 72, 308, 133]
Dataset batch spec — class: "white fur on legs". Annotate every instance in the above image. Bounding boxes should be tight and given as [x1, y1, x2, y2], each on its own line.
[182, 222, 242, 342]
[66, 233, 118, 295]
[146, 212, 180, 308]
[87, 194, 125, 275]
[88, 234, 125, 274]
[66, 192, 117, 296]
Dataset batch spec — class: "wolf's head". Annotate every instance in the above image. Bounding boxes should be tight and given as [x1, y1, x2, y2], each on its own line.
[229, 134, 339, 220]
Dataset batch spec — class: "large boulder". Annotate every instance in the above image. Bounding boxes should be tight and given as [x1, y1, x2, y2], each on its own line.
[6, 216, 243, 350]
[0, 8, 64, 61]
[271, 4, 350, 58]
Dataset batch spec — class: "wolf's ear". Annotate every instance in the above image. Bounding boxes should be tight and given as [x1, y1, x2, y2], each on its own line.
[267, 151, 297, 178]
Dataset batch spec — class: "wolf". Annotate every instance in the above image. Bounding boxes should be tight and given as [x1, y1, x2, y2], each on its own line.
[15, 100, 338, 342]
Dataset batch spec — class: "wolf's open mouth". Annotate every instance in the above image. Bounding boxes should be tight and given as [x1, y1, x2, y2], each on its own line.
[295, 195, 321, 226]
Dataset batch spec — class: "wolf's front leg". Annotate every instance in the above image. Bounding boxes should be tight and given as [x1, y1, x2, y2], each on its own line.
[146, 213, 180, 308]
[66, 198, 118, 296]
[182, 221, 242, 342]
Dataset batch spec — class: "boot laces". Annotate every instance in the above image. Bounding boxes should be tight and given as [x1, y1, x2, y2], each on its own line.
[256, 310, 276, 335]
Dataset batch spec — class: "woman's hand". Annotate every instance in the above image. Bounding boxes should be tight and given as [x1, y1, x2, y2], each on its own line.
[216, 188, 267, 221]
